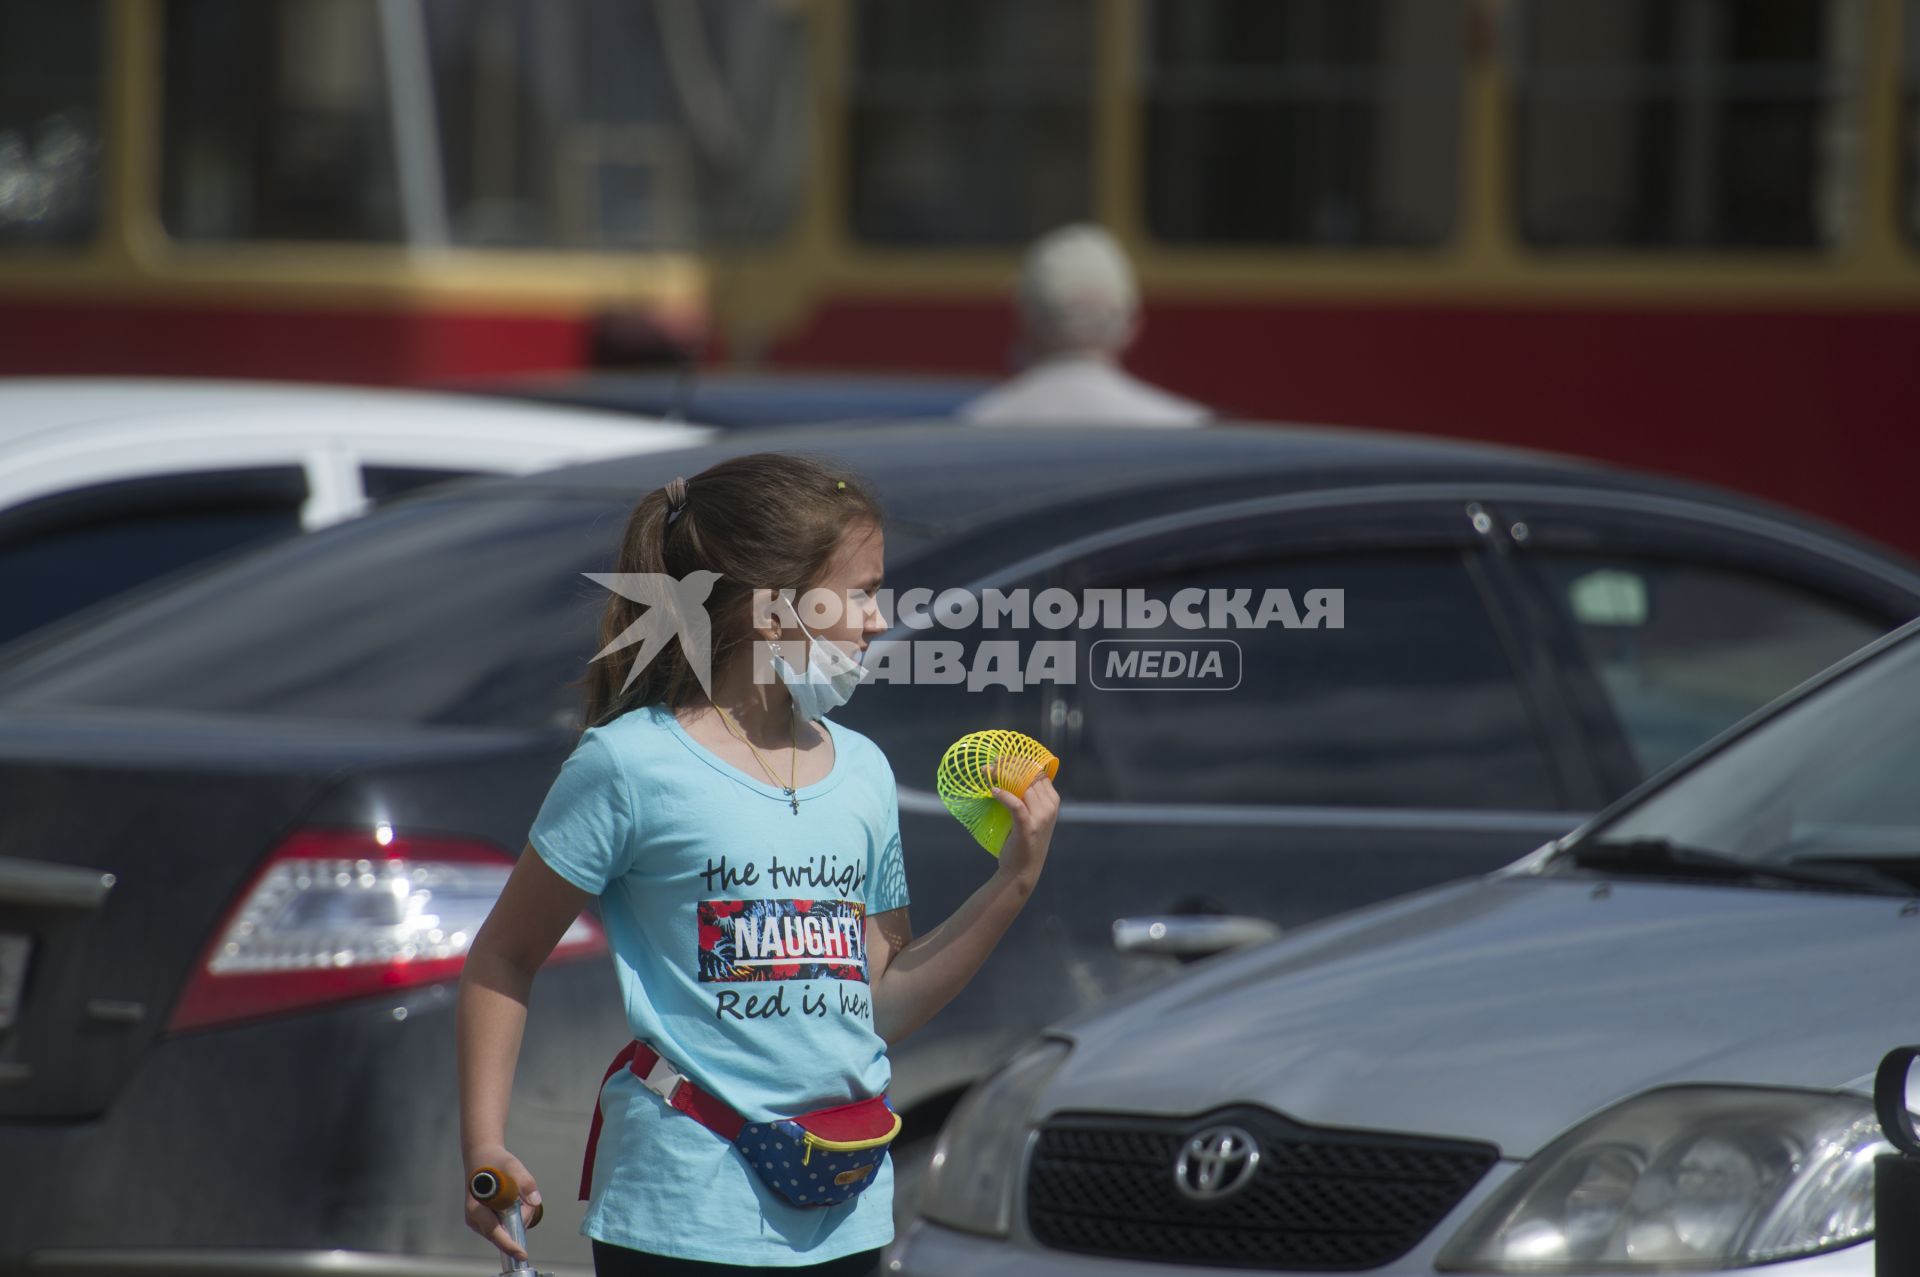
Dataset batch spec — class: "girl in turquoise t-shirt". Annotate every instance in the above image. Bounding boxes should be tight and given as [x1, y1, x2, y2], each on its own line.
[456, 454, 1060, 1277]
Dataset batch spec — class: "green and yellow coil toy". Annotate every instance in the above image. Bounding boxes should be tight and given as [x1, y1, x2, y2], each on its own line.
[935, 730, 1061, 856]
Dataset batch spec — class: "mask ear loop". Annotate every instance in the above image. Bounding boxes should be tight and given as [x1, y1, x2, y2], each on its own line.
[778, 595, 810, 661]
[780, 592, 867, 682]
[767, 598, 820, 694]
[793, 596, 867, 678]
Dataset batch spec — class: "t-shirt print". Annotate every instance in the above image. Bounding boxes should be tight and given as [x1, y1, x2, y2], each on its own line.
[698, 898, 868, 984]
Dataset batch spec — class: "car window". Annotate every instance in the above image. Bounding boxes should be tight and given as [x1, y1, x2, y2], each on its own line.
[362, 465, 484, 505]
[0, 493, 630, 731]
[1526, 552, 1889, 777]
[1068, 550, 1561, 810]
[1595, 629, 1920, 868]
[0, 470, 306, 647]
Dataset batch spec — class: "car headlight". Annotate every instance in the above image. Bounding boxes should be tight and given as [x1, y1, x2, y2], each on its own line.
[919, 1037, 1072, 1237]
[1436, 1086, 1887, 1272]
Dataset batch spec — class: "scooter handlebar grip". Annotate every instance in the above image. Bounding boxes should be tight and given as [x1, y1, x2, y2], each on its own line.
[469, 1166, 518, 1211]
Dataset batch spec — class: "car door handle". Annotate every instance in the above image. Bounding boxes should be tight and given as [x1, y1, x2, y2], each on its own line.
[1111, 915, 1281, 958]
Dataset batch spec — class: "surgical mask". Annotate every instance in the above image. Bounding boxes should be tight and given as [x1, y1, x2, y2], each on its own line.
[770, 605, 869, 721]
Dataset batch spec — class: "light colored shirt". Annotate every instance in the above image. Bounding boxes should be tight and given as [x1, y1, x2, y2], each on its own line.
[528, 701, 910, 1265]
[959, 353, 1211, 427]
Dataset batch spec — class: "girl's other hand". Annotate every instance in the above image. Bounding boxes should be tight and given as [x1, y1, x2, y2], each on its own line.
[463, 1146, 543, 1262]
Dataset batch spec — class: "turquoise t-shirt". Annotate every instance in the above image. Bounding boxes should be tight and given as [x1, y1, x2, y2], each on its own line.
[527, 701, 911, 1265]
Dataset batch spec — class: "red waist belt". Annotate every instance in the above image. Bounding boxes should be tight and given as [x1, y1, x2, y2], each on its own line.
[579, 1040, 747, 1200]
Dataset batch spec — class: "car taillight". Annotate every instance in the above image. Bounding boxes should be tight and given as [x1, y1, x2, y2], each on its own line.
[167, 827, 605, 1034]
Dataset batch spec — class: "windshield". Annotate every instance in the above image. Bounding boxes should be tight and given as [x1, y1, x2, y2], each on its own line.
[1576, 628, 1920, 871]
[0, 492, 632, 731]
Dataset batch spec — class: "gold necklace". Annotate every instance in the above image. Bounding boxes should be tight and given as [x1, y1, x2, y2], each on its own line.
[715, 702, 800, 814]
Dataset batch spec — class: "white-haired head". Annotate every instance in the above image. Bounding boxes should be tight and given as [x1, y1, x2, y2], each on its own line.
[1017, 223, 1139, 359]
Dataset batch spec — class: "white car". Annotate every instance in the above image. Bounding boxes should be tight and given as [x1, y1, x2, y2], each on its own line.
[0, 377, 713, 645]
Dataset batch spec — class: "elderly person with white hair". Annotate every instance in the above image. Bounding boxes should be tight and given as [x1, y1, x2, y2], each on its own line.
[959, 223, 1211, 427]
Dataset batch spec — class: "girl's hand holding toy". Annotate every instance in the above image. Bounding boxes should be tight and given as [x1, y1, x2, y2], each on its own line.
[937, 730, 1062, 887]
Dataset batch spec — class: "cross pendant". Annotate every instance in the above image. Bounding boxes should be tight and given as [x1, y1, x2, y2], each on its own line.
[787, 789, 799, 815]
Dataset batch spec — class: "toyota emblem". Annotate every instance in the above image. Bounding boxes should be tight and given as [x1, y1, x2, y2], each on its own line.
[1172, 1125, 1261, 1201]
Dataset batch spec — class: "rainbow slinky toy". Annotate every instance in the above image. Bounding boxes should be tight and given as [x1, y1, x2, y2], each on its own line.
[935, 730, 1061, 856]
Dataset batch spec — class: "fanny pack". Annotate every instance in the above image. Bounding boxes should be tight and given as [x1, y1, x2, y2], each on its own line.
[580, 1040, 901, 1210]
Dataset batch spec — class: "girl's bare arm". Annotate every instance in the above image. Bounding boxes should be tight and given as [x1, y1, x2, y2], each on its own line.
[456, 844, 594, 1257]
[869, 777, 1060, 1044]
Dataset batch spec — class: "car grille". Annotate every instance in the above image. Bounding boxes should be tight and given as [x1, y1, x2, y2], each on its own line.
[1025, 1107, 1499, 1271]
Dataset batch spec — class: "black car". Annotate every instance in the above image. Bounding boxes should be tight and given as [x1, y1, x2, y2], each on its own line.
[3, 423, 1916, 1274]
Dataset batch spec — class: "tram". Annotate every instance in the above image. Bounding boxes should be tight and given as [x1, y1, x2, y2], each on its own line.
[3, 1, 1917, 554]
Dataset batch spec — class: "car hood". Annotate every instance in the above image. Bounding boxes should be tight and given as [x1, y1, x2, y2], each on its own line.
[1042, 875, 1920, 1158]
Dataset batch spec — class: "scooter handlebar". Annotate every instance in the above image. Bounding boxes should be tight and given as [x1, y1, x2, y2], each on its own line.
[470, 1166, 544, 1228]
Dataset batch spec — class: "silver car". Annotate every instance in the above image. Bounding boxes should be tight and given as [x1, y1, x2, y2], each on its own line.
[890, 616, 1920, 1276]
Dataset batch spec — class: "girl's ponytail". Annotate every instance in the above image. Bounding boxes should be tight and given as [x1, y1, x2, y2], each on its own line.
[570, 483, 677, 734]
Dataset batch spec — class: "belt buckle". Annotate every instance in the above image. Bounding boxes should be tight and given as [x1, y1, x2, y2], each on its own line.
[641, 1056, 685, 1105]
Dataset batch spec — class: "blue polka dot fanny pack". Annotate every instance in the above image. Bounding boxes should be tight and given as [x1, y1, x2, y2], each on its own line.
[735, 1094, 903, 1208]
[581, 1040, 901, 1209]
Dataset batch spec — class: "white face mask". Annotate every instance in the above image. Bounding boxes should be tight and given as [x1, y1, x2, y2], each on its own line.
[770, 604, 869, 722]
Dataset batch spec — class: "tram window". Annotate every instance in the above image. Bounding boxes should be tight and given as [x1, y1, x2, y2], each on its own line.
[1908, 0, 1920, 243]
[158, 0, 790, 251]
[161, 0, 403, 243]
[848, 0, 1093, 245]
[1516, 0, 1859, 249]
[1143, 0, 1462, 247]
[419, 0, 718, 250]
[0, 0, 103, 248]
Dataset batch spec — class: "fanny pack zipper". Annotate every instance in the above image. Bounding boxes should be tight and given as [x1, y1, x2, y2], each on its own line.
[800, 1111, 904, 1164]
